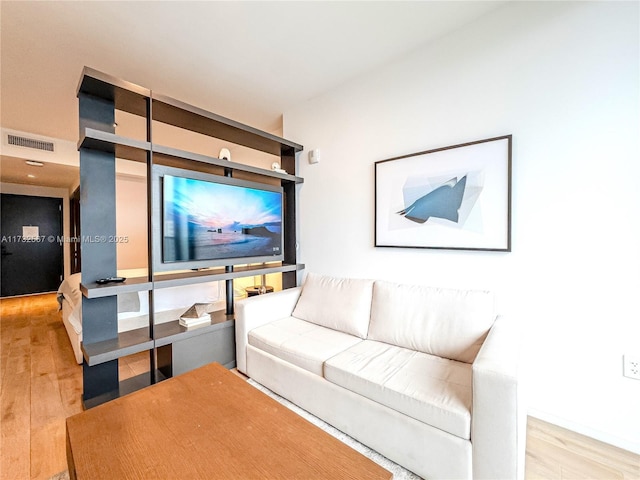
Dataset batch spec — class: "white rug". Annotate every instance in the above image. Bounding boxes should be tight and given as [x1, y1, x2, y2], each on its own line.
[247, 379, 423, 480]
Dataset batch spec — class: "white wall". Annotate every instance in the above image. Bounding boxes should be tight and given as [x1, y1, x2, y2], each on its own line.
[115, 173, 148, 270]
[284, 1, 639, 453]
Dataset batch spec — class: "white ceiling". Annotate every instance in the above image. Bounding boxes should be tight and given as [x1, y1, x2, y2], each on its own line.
[0, 0, 506, 188]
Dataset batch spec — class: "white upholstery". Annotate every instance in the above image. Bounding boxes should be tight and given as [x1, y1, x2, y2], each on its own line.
[325, 340, 472, 439]
[235, 275, 524, 480]
[248, 345, 473, 480]
[472, 315, 526, 480]
[368, 281, 496, 363]
[248, 317, 362, 376]
[292, 273, 374, 338]
[235, 287, 302, 374]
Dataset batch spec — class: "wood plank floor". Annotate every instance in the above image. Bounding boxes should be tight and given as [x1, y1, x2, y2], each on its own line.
[1, 293, 638, 479]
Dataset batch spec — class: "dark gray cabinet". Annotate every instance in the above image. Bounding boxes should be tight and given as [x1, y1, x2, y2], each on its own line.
[77, 67, 304, 407]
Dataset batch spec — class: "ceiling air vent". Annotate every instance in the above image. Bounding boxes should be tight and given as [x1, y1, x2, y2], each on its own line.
[7, 134, 55, 152]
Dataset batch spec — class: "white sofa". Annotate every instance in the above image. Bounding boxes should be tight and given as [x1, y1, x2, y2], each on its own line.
[235, 273, 525, 480]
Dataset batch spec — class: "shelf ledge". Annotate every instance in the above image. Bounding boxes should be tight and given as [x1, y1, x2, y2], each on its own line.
[82, 328, 153, 366]
[153, 144, 303, 184]
[78, 128, 150, 163]
[154, 313, 235, 347]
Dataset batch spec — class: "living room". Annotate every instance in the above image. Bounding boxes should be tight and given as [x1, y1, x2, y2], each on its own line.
[1, 1, 639, 479]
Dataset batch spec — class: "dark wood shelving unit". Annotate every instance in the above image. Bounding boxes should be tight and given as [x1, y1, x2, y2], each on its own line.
[77, 67, 304, 407]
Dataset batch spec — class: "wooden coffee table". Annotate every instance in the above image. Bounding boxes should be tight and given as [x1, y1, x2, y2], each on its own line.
[66, 362, 392, 479]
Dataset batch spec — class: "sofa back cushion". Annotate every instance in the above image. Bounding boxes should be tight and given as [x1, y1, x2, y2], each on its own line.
[292, 273, 374, 338]
[368, 281, 495, 363]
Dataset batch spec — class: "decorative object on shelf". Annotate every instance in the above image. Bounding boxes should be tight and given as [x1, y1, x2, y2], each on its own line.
[179, 303, 212, 328]
[219, 147, 231, 161]
[247, 271, 272, 296]
[271, 161, 287, 174]
[375, 135, 512, 252]
[181, 303, 209, 318]
[245, 285, 274, 297]
[308, 149, 320, 164]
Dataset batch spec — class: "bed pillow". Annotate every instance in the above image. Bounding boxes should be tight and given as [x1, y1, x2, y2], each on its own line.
[57, 272, 82, 306]
[117, 292, 141, 313]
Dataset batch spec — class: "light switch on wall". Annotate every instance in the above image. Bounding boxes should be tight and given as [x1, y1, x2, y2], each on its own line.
[308, 149, 320, 164]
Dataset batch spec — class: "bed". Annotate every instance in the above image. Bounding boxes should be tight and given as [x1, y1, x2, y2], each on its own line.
[57, 270, 225, 364]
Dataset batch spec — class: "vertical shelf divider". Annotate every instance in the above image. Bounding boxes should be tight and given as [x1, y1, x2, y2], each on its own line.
[78, 91, 120, 405]
[77, 67, 304, 407]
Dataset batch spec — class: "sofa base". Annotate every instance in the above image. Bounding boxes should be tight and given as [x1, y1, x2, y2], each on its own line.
[247, 345, 472, 480]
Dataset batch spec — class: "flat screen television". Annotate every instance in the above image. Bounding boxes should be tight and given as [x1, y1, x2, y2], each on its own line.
[155, 166, 284, 270]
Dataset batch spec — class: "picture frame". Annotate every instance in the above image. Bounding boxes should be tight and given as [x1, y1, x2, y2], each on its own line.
[375, 135, 511, 252]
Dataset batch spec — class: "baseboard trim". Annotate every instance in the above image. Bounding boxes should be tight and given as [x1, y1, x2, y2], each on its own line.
[528, 408, 640, 455]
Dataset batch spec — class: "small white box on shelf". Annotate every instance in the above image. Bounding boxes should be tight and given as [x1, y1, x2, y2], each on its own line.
[179, 315, 211, 328]
[179, 303, 212, 328]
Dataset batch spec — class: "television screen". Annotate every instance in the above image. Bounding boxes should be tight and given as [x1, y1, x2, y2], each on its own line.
[162, 174, 283, 264]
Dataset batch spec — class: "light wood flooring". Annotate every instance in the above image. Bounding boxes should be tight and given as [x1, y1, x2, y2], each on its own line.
[1, 294, 638, 479]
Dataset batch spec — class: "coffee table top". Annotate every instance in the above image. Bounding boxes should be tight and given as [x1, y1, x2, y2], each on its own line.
[66, 362, 392, 479]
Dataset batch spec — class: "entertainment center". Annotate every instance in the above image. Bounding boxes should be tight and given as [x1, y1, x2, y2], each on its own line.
[77, 67, 304, 407]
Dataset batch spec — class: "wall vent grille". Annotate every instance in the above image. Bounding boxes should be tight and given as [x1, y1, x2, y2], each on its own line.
[7, 134, 55, 152]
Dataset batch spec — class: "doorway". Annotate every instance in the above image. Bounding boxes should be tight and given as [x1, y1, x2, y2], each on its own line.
[1, 194, 63, 297]
[70, 187, 80, 274]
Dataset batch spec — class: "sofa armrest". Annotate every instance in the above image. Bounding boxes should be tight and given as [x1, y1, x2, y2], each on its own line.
[472, 315, 526, 480]
[234, 287, 302, 374]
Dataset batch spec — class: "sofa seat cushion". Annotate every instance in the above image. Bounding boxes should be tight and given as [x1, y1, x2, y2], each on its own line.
[248, 317, 363, 376]
[325, 340, 472, 440]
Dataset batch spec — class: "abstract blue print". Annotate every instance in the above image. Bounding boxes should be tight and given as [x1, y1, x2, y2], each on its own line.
[397, 176, 467, 224]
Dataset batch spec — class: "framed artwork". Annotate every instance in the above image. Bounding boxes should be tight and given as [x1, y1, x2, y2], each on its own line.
[375, 135, 511, 251]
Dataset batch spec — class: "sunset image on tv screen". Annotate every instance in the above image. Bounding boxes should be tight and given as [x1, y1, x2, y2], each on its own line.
[163, 175, 283, 263]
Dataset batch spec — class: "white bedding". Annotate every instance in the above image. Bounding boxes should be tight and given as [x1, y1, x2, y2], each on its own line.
[57, 270, 225, 364]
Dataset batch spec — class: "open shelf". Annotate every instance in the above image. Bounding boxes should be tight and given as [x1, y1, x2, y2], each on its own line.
[78, 128, 150, 163]
[154, 311, 234, 348]
[79, 263, 304, 298]
[153, 144, 303, 184]
[152, 93, 302, 157]
[82, 327, 153, 366]
[78, 129, 303, 184]
[153, 262, 305, 289]
[77, 67, 303, 160]
[81, 276, 152, 299]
